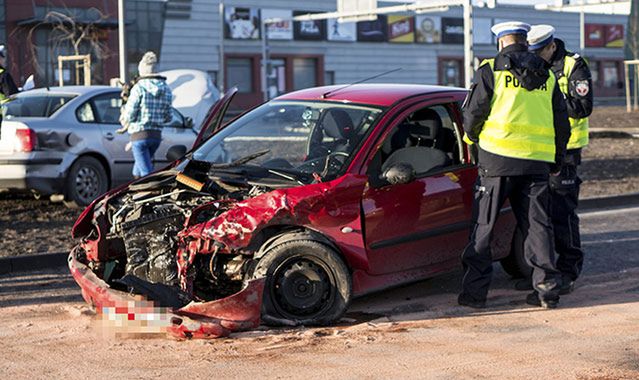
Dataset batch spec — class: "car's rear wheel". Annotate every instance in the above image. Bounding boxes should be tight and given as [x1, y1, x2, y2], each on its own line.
[500, 226, 533, 278]
[252, 239, 351, 326]
[64, 156, 108, 208]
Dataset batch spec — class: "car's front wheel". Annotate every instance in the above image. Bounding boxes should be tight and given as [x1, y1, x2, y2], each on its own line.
[64, 156, 108, 208]
[253, 239, 351, 326]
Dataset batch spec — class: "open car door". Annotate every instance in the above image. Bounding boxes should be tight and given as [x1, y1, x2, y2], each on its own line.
[192, 86, 238, 149]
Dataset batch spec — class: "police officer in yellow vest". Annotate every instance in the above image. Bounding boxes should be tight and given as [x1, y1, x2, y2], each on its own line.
[525, 25, 592, 294]
[0, 45, 19, 104]
[459, 22, 570, 309]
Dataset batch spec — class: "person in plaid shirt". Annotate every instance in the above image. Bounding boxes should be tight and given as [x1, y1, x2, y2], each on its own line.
[119, 51, 173, 177]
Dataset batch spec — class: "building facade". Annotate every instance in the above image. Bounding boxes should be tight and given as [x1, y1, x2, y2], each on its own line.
[159, 0, 628, 111]
[0, 0, 628, 109]
[0, 0, 166, 87]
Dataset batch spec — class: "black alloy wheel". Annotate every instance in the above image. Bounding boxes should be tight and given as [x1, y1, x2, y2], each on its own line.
[253, 238, 351, 326]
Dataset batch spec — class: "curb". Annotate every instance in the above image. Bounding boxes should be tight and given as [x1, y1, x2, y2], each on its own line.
[0, 252, 68, 275]
[579, 192, 639, 211]
[2, 193, 639, 275]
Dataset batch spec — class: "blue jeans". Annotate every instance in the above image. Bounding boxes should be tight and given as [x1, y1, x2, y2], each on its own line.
[131, 138, 161, 177]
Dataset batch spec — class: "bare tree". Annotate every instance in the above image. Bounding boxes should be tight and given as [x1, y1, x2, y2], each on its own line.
[26, 6, 113, 85]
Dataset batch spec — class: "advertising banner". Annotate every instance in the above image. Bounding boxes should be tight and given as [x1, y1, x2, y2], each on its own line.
[293, 11, 327, 41]
[441, 17, 464, 44]
[357, 16, 388, 42]
[262, 9, 293, 40]
[415, 15, 441, 44]
[224, 7, 260, 40]
[604, 24, 624, 48]
[327, 19, 357, 42]
[388, 15, 415, 43]
[585, 24, 605, 47]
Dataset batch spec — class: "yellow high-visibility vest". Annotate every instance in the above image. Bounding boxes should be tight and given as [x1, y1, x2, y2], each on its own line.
[478, 59, 557, 163]
[558, 55, 589, 149]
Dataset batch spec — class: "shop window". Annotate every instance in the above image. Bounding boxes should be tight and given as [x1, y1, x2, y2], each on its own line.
[602, 61, 621, 88]
[267, 58, 287, 98]
[293, 58, 318, 91]
[589, 60, 599, 86]
[227, 58, 254, 93]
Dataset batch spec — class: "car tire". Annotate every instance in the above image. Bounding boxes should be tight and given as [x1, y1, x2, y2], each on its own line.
[252, 239, 351, 326]
[499, 226, 533, 278]
[64, 156, 108, 208]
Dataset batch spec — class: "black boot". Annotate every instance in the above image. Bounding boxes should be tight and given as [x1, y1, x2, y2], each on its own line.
[458, 293, 486, 309]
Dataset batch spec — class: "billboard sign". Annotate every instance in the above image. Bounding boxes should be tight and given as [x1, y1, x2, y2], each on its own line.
[262, 9, 293, 40]
[224, 7, 260, 40]
[388, 15, 415, 43]
[415, 15, 441, 44]
[357, 15, 387, 42]
[604, 24, 624, 48]
[441, 17, 463, 44]
[328, 18, 357, 42]
[293, 11, 327, 40]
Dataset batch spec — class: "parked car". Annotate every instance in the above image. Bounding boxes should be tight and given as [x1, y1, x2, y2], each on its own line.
[69, 84, 517, 339]
[0, 86, 198, 206]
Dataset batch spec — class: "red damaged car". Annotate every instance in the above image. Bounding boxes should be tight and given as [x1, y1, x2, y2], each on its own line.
[69, 84, 516, 338]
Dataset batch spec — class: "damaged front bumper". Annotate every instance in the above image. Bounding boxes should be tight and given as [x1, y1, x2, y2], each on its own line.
[68, 246, 265, 339]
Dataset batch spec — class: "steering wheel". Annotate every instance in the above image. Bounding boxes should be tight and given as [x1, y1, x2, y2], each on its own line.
[297, 151, 350, 175]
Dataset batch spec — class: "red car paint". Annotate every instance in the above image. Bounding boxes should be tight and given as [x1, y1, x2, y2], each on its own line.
[70, 84, 516, 338]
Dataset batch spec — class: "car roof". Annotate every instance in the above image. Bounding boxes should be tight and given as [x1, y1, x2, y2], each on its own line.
[17, 85, 119, 97]
[275, 83, 467, 107]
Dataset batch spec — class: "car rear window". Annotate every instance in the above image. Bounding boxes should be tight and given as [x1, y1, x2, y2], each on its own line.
[2, 94, 77, 118]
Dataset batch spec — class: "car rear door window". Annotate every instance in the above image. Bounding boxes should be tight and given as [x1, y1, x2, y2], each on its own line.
[91, 93, 123, 124]
[3, 94, 76, 118]
[76, 102, 96, 123]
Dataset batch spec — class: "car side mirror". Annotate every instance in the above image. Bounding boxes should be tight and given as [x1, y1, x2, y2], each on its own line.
[184, 116, 194, 129]
[166, 145, 187, 162]
[381, 162, 416, 185]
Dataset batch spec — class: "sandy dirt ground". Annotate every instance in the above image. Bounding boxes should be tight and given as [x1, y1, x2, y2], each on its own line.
[1, 206, 638, 379]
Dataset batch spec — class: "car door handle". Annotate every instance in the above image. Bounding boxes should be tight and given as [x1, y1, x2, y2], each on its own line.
[104, 132, 114, 140]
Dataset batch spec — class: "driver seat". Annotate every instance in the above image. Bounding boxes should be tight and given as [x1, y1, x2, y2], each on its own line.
[322, 108, 355, 154]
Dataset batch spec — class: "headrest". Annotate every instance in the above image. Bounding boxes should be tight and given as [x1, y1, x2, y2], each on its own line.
[323, 108, 354, 139]
[410, 108, 442, 139]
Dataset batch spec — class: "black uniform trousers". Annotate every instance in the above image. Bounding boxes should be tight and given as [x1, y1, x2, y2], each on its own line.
[461, 174, 561, 302]
[549, 162, 584, 282]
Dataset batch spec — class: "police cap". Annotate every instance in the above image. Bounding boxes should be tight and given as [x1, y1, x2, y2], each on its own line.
[527, 25, 555, 51]
[491, 21, 531, 38]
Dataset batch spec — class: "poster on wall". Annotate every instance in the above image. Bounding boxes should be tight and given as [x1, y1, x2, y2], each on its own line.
[357, 16, 387, 42]
[415, 15, 441, 44]
[604, 24, 624, 48]
[441, 17, 463, 44]
[293, 11, 327, 40]
[473, 18, 493, 45]
[262, 9, 293, 40]
[327, 18, 357, 41]
[224, 7, 260, 40]
[585, 24, 605, 47]
[388, 15, 414, 43]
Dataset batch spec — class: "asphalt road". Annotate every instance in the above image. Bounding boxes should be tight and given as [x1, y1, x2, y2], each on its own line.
[0, 205, 638, 379]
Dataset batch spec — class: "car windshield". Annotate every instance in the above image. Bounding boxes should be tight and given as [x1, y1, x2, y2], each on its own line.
[192, 100, 383, 181]
[2, 94, 76, 118]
